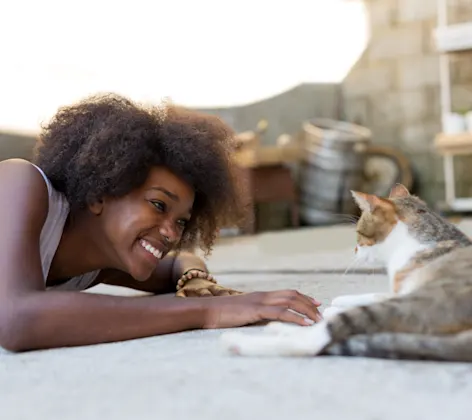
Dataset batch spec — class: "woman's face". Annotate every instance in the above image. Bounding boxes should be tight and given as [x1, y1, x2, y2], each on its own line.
[95, 166, 195, 281]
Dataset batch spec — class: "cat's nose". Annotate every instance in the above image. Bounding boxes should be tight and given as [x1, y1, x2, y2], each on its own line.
[354, 245, 358, 254]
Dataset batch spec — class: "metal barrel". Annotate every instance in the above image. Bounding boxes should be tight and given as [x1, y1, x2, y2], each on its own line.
[298, 118, 372, 225]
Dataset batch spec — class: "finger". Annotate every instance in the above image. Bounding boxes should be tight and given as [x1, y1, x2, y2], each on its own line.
[196, 288, 213, 297]
[312, 298, 322, 307]
[208, 285, 230, 296]
[267, 291, 322, 322]
[175, 289, 187, 298]
[271, 290, 322, 313]
[183, 289, 202, 297]
[261, 306, 315, 326]
[278, 290, 321, 310]
[218, 287, 243, 296]
[229, 290, 244, 295]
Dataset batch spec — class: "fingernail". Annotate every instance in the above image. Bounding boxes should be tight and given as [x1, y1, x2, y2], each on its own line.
[304, 318, 315, 325]
[313, 298, 322, 306]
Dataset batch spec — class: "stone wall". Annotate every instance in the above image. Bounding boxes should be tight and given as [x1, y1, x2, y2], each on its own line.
[342, 0, 472, 207]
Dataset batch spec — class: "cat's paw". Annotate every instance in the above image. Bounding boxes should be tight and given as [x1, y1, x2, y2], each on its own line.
[220, 322, 332, 357]
[322, 306, 345, 319]
[331, 292, 390, 308]
[264, 321, 305, 335]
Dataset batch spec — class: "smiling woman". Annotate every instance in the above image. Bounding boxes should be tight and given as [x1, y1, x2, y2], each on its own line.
[0, 93, 322, 352]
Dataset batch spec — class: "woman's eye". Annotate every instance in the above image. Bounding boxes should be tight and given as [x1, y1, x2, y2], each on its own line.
[152, 201, 166, 212]
[177, 219, 189, 229]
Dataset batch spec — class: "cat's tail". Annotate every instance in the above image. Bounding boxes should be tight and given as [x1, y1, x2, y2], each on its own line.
[323, 330, 472, 362]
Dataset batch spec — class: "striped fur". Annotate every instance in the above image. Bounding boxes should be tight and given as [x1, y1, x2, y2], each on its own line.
[221, 184, 472, 361]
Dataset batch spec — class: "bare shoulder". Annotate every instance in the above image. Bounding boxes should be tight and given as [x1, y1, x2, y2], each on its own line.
[0, 158, 48, 193]
[0, 158, 49, 232]
[0, 158, 51, 292]
[0, 158, 45, 182]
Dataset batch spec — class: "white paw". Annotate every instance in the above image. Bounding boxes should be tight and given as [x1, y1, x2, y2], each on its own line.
[264, 321, 305, 335]
[331, 293, 389, 308]
[322, 306, 345, 319]
[220, 321, 332, 358]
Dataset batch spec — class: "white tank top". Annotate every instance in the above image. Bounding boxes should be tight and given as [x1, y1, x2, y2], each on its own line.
[32, 164, 100, 291]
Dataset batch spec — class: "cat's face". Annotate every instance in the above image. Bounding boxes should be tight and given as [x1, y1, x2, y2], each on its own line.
[351, 184, 427, 264]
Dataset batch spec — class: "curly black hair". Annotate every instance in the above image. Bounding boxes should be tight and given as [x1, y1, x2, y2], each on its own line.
[33, 93, 247, 254]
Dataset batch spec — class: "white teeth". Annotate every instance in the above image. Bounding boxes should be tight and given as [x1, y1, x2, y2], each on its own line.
[140, 239, 163, 260]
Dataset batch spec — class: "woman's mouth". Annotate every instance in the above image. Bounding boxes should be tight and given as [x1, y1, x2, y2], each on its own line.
[139, 239, 163, 260]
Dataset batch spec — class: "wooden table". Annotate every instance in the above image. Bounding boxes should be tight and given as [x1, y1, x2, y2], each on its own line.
[235, 163, 299, 234]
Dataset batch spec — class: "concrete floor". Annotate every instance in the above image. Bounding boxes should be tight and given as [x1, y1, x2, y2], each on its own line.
[2, 222, 472, 419]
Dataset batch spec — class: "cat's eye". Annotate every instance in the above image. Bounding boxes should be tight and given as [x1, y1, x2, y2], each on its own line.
[417, 209, 426, 214]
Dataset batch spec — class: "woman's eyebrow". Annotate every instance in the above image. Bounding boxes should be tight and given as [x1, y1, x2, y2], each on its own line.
[148, 187, 179, 202]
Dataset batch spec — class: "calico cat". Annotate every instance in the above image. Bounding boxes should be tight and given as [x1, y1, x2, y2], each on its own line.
[220, 184, 472, 361]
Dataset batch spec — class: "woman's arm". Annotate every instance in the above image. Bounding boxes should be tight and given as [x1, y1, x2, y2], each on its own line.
[99, 250, 209, 294]
[5, 290, 205, 351]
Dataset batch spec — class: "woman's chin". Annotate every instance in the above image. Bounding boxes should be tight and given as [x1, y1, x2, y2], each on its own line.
[127, 263, 155, 282]
[126, 243, 161, 281]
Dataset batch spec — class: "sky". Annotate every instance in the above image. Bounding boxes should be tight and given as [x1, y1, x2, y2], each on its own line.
[0, 0, 368, 134]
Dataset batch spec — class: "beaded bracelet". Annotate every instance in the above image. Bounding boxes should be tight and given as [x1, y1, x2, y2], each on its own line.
[182, 268, 207, 277]
[176, 268, 217, 291]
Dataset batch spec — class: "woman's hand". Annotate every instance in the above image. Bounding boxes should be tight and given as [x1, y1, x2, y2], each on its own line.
[175, 271, 242, 297]
[202, 290, 323, 328]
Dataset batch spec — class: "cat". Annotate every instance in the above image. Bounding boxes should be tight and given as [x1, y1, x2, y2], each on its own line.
[220, 184, 472, 361]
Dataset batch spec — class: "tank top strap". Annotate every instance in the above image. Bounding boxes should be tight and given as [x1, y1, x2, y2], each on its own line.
[30, 163, 100, 290]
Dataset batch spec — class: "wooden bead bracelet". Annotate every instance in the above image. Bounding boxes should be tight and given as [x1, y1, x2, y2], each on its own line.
[175, 269, 217, 291]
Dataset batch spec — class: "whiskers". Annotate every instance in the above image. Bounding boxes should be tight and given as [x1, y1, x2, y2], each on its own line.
[329, 213, 360, 226]
[342, 256, 361, 277]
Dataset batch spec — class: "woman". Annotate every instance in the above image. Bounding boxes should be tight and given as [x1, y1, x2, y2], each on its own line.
[0, 93, 322, 352]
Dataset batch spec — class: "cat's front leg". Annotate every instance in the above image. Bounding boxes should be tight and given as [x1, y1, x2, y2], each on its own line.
[331, 292, 391, 308]
[322, 306, 346, 319]
[220, 321, 332, 357]
[322, 293, 392, 319]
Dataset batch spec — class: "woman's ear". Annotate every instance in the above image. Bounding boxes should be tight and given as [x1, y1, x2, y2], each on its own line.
[88, 199, 104, 216]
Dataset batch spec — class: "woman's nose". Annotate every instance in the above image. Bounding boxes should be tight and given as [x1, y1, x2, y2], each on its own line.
[159, 220, 179, 243]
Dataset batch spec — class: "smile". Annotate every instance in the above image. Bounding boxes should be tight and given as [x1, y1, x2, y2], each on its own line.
[139, 239, 163, 260]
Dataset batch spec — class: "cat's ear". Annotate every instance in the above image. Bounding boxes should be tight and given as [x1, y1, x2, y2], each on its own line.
[351, 191, 384, 213]
[389, 183, 410, 199]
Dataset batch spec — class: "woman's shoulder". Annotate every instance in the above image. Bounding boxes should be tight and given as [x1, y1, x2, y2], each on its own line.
[0, 158, 49, 223]
[0, 158, 44, 179]
[0, 158, 49, 195]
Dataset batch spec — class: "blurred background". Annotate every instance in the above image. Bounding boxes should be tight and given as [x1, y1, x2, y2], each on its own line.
[1, 0, 472, 234]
